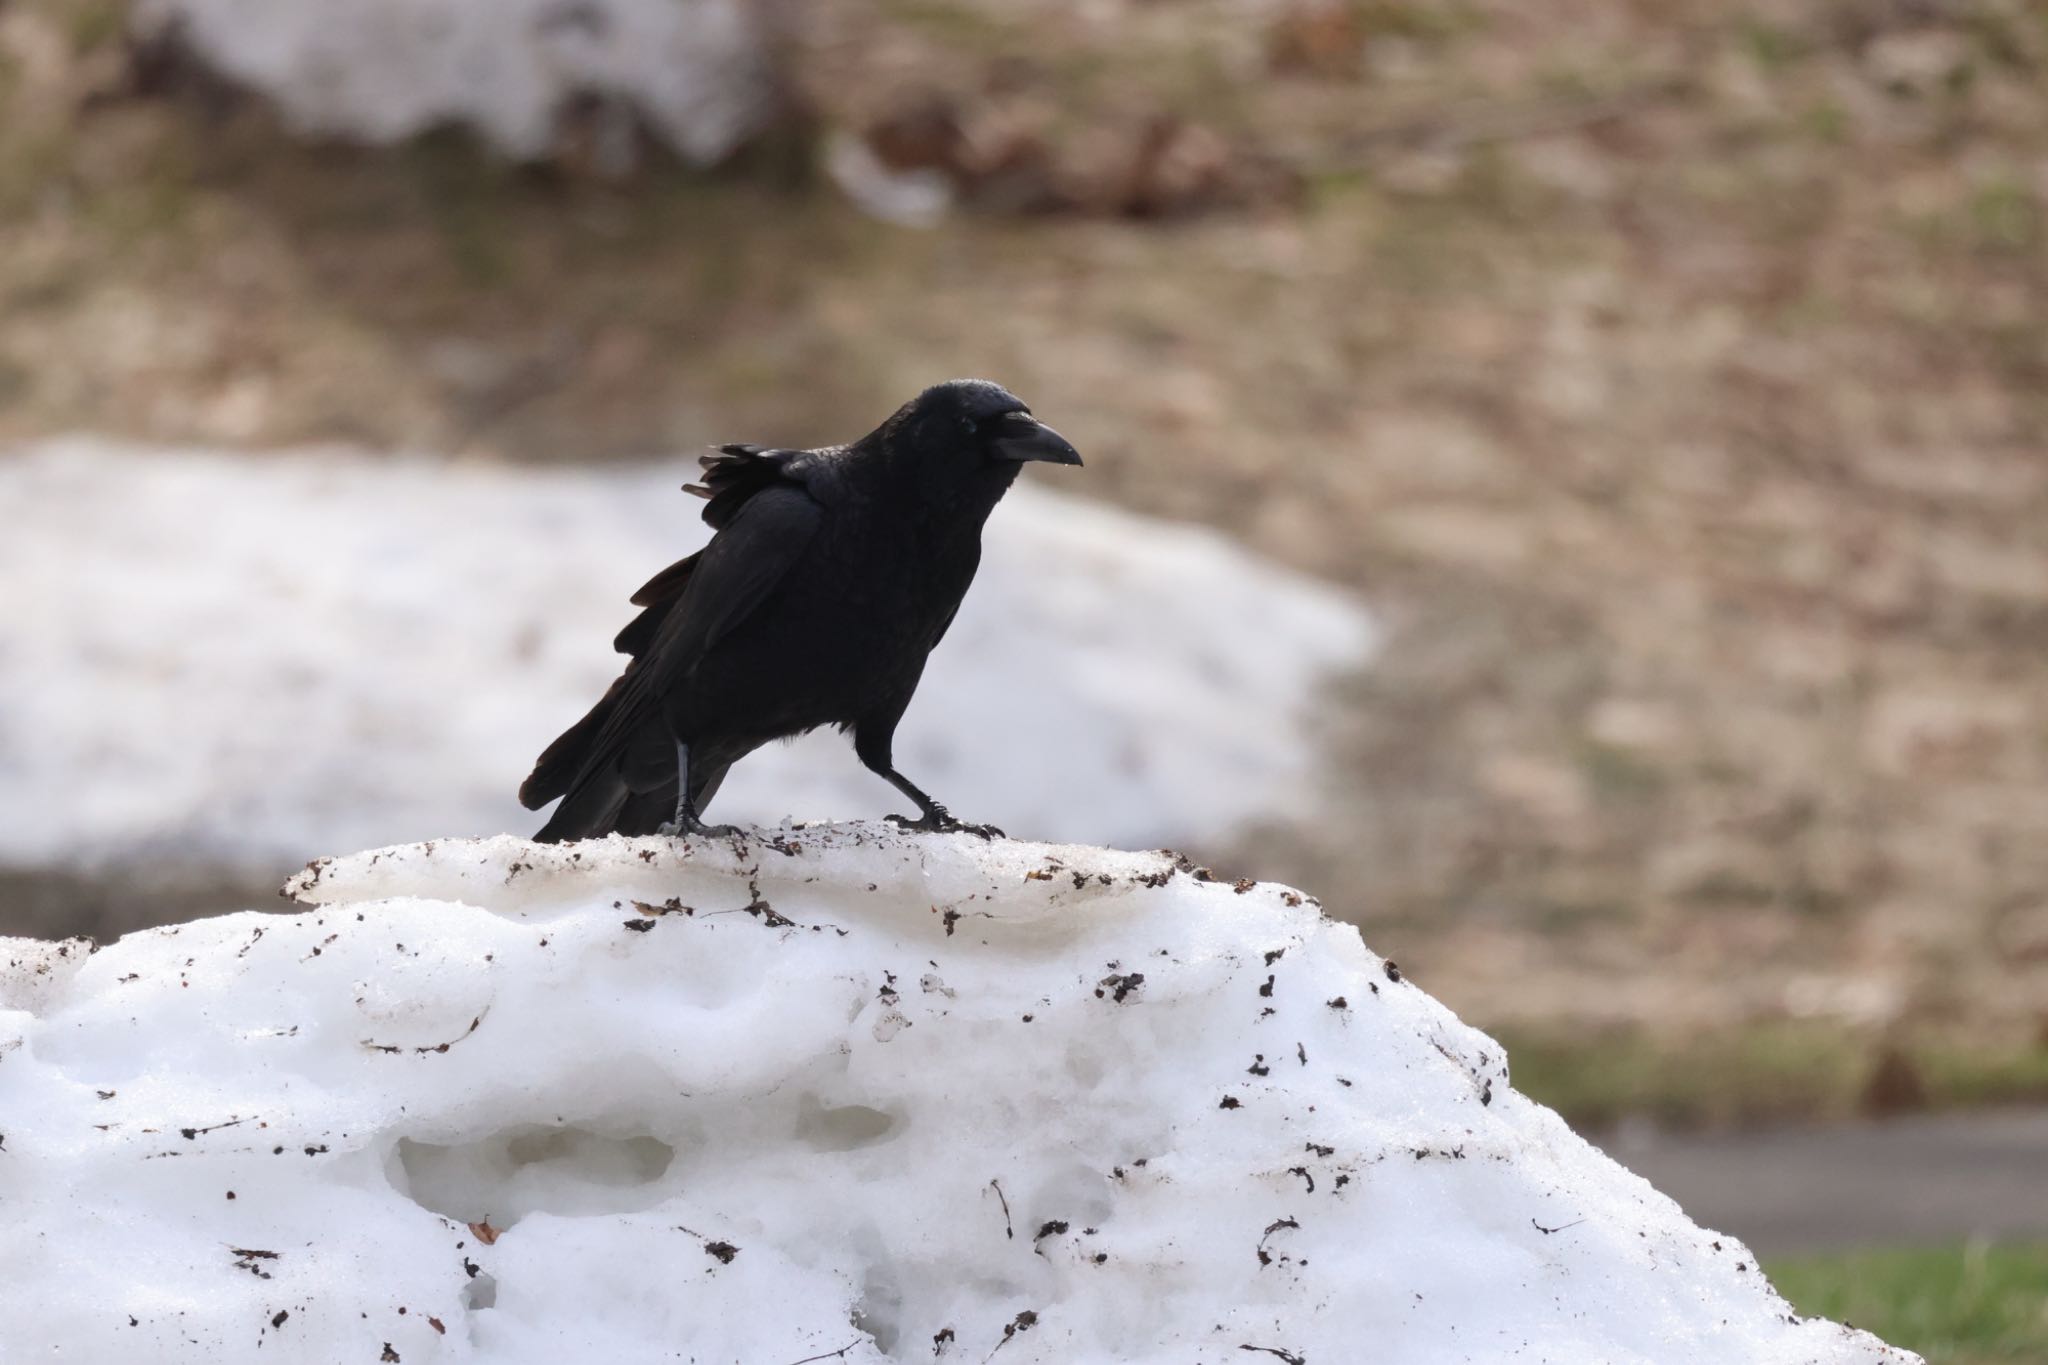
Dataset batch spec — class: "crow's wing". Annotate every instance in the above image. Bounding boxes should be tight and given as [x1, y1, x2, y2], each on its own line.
[562, 486, 822, 793]
[607, 443, 843, 656]
[520, 466, 827, 815]
[612, 551, 701, 656]
[638, 484, 822, 677]
[689, 443, 846, 529]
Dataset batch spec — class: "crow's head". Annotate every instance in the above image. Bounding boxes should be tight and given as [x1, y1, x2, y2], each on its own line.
[890, 380, 1082, 488]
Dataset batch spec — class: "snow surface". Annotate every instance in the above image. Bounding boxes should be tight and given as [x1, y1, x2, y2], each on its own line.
[0, 827, 1916, 1364]
[0, 441, 1372, 872]
[133, 0, 776, 164]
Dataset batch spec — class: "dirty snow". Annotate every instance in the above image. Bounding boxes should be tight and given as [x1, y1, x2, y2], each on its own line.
[0, 827, 1917, 1363]
[132, 0, 777, 165]
[0, 441, 1372, 873]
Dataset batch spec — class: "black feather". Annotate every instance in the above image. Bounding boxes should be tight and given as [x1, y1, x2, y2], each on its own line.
[519, 379, 1079, 840]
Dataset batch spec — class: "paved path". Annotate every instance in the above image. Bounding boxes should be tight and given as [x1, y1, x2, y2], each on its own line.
[1602, 1107, 2048, 1255]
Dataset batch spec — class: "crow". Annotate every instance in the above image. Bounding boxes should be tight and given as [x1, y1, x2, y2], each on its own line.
[519, 379, 1082, 842]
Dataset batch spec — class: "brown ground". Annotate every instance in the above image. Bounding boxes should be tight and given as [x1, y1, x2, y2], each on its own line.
[2, 0, 2045, 1117]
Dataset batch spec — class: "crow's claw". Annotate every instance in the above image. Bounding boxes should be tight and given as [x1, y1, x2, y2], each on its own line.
[887, 811, 1004, 841]
[658, 817, 737, 838]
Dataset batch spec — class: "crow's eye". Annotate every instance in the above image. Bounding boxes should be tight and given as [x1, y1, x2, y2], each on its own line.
[960, 417, 978, 435]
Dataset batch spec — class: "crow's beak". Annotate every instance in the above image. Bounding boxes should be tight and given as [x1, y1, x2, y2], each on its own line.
[993, 417, 1083, 467]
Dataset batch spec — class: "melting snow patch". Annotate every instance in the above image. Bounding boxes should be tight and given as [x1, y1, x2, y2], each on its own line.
[0, 441, 1372, 872]
[132, 0, 779, 165]
[0, 827, 1917, 1364]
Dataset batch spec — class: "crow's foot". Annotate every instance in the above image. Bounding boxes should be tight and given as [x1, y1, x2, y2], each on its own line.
[887, 810, 1004, 841]
[658, 817, 737, 838]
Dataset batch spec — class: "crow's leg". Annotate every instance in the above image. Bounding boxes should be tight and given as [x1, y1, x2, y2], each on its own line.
[854, 730, 1002, 840]
[657, 740, 736, 838]
[882, 775, 1003, 840]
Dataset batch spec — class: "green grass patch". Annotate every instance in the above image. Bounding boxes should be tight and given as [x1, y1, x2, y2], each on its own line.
[1970, 177, 2042, 254]
[1918, 1039, 2048, 1112]
[1352, 0, 1485, 45]
[1738, 20, 1809, 71]
[54, 0, 130, 55]
[1766, 1242, 2048, 1365]
[1495, 1021, 2048, 1132]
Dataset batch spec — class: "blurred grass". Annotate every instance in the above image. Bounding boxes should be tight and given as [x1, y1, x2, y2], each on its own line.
[1498, 1022, 2048, 1131]
[1766, 1242, 2048, 1365]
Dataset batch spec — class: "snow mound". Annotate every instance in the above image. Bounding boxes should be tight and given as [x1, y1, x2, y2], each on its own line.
[0, 828, 1915, 1364]
[0, 441, 1372, 873]
[133, 0, 778, 165]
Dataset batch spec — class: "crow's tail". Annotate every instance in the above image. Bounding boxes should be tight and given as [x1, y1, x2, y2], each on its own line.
[521, 680, 673, 842]
[522, 552, 706, 842]
[528, 751, 733, 844]
[520, 671, 631, 812]
[532, 768, 632, 843]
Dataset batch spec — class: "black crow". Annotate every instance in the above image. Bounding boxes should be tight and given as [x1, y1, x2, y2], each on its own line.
[519, 379, 1082, 841]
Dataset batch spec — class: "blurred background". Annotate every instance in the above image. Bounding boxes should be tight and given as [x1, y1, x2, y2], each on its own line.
[0, 0, 2044, 1355]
